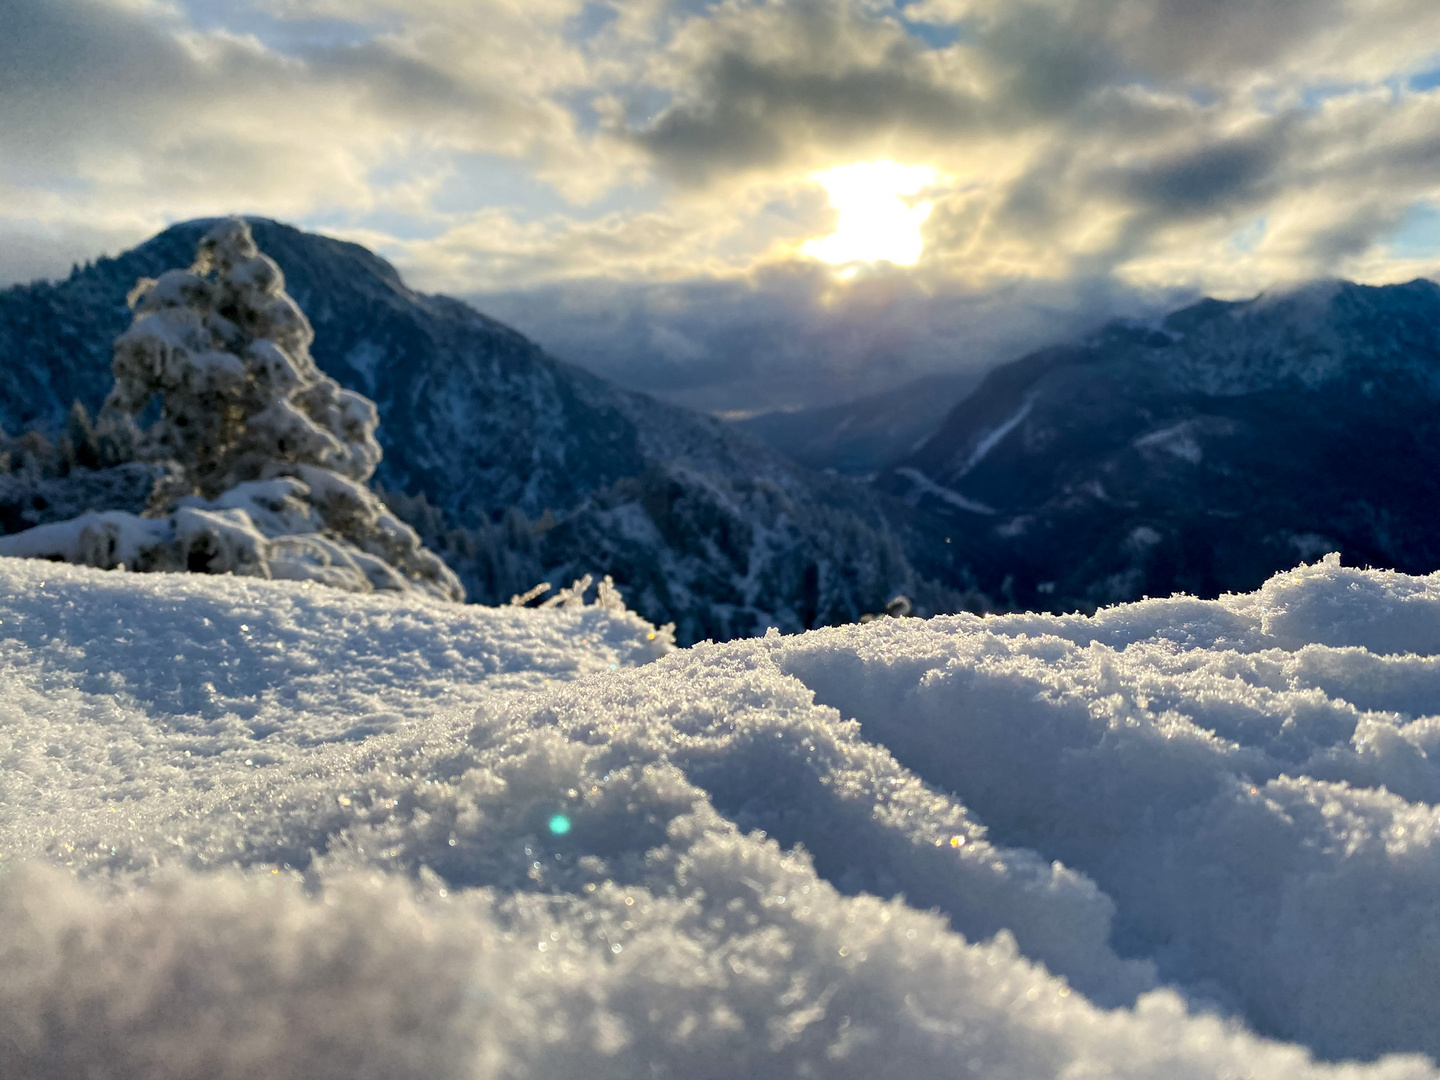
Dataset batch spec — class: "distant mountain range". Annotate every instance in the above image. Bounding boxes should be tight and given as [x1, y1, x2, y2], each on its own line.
[876, 278, 1440, 611]
[730, 371, 980, 476]
[0, 219, 967, 642]
[9, 222, 1438, 626]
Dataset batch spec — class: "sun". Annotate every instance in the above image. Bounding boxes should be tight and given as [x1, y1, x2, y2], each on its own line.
[801, 161, 939, 268]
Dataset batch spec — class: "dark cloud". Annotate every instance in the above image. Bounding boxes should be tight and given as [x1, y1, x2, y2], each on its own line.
[0, 0, 374, 188]
[1303, 208, 1405, 262]
[983, 5, 1122, 116]
[0, 0, 202, 155]
[632, 0, 1307, 188]
[636, 4, 984, 182]
[632, 0, 1438, 196]
[1119, 131, 1288, 217]
[1357, 121, 1440, 178]
[913, 0, 1350, 83]
[0, 0, 180, 94]
[1101, 0, 1342, 77]
[0, 0, 557, 182]
[302, 39, 510, 124]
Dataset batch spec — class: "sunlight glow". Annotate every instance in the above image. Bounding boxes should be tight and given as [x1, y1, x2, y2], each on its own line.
[802, 161, 939, 267]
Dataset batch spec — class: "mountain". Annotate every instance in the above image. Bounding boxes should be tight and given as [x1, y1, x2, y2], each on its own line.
[729, 371, 981, 476]
[0, 218, 966, 642]
[878, 278, 1440, 612]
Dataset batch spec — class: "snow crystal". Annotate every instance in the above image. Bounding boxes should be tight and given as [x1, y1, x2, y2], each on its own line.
[2, 552, 1439, 1079]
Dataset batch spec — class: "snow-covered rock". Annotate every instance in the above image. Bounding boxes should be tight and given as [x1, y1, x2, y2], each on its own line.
[2, 552, 1439, 1077]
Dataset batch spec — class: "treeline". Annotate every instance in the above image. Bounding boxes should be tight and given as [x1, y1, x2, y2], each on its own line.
[0, 401, 134, 481]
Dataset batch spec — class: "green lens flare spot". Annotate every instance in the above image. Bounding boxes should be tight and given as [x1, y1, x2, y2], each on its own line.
[548, 814, 572, 836]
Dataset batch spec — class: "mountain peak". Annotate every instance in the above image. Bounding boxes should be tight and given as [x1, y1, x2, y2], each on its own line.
[880, 276, 1440, 611]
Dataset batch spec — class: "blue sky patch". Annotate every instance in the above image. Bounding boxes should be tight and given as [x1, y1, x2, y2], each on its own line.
[178, 0, 398, 53]
[901, 19, 963, 50]
[564, 2, 619, 44]
[432, 154, 570, 219]
[1409, 63, 1440, 93]
[1388, 203, 1440, 259]
[1230, 215, 1268, 253]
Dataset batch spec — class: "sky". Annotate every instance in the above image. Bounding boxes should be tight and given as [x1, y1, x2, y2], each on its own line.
[3, 0, 1440, 413]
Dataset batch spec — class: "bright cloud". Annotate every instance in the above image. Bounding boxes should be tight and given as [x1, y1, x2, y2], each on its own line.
[801, 161, 939, 267]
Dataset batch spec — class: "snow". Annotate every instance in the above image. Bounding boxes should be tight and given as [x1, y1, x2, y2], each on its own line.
[1134, 420, 1205, 464]
[894, 465, 998, 515]
[0, 473, 464, 601]
[3, 552, 1440, 1078]
[954, 396, 1034, 478]
[0, 508, 173, 568]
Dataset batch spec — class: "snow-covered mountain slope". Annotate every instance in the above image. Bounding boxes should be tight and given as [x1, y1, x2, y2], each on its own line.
[879, 278, 1440, 611]
[0, 219, 962, 640]
[4, 553, 1440, 1077]
[731, 371, 981, 476]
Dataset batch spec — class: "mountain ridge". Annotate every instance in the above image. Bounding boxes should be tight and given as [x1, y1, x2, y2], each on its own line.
[879, 276, 1440, 611]
[729, 370, 982, 476]
[0, 218, 967, 641]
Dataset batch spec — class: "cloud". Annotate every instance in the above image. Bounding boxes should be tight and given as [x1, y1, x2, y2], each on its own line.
[3, 0, 1440, 412]
[633, 2, 986, 183]
[1117, 130, 1287, 218]
[0, 0, 602, 251]
[0, 0, 382, 249]
[461, 262, 1175, 413]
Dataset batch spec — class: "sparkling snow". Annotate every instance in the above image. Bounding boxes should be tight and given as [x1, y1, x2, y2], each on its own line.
[3, 553, 1440, 1079]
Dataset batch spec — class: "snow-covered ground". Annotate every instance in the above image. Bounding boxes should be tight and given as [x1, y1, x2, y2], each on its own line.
[3, 553, 1439, 1079]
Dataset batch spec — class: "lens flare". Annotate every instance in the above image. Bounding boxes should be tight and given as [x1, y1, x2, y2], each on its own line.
[548, 814, 572, 835]
[802, 161, 938, 267]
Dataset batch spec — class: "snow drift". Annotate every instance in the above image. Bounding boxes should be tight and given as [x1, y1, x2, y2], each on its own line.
[1, 553, 1439, 1078]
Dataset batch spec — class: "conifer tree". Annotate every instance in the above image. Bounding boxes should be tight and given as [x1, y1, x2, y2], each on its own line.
[105, 218, 382, 499]
[1, 218, 463, 602]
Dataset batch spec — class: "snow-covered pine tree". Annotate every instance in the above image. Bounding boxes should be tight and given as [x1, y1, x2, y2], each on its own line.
[106, 218, 384, 500]
[0, 218, 463, 602]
